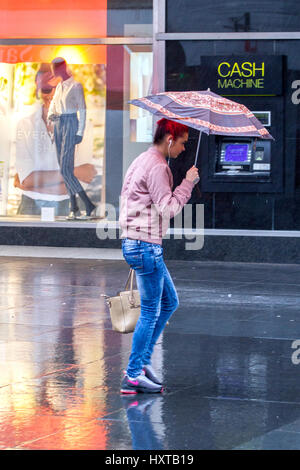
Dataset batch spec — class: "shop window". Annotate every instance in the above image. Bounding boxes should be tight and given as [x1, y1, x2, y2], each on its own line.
[0, 44, 153, 221]
[0, 49, 106, 218]
[166, 39, 300, 230]
[166, 0, 300, 33]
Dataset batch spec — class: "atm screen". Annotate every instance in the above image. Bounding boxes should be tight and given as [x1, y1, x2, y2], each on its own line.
[224, 144, 249, 163]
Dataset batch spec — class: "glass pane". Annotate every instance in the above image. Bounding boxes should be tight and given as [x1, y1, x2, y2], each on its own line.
[0, 0, 153, 39]
[166, 39, 300, 230]
[0, 53, 106, 218]
[105, 45, 153, 218]
[167, 0, 300, 33]
[107, 0, 153, 37]
[0, 44, 153, 223]
[0, 0, 107, 39]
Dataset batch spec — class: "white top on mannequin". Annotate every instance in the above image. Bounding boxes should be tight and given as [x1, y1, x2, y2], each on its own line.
[47, 76, 86, 137]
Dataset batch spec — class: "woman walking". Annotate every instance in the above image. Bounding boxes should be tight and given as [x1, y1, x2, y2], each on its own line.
[119, 118, 199, 394]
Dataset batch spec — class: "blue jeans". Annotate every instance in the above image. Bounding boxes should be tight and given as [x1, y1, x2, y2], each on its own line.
[122, 238, 179, 378]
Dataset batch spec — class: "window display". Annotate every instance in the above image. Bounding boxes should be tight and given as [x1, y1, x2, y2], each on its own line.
[0, 52, 106, 219]
[0, 43, 153, 223]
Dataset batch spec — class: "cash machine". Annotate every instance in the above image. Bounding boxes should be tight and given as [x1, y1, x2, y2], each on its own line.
[201, 99, 283, 193]
[215, 135, 271, 181]
[198, 56, 285, 194]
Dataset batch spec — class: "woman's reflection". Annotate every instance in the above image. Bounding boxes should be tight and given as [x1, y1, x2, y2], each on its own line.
[122, 395, 164, 450]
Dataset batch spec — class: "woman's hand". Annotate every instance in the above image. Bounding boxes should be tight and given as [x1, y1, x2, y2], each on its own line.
[186, 165, 199, 183]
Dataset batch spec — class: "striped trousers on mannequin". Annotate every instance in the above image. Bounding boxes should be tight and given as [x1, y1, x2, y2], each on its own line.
[53, 114, 84, 196]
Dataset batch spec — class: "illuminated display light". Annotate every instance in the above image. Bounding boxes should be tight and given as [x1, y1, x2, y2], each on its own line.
[0, 45, 107, 64]
[0, 0, 107, 38]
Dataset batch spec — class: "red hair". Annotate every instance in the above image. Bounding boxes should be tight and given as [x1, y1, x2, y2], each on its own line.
[153, 118, 189, 144]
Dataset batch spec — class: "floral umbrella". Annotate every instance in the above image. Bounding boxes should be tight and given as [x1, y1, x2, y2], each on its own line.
[129, 89, 273, 172]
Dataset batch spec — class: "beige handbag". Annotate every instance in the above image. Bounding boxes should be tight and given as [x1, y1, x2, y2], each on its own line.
[102, 269, 141, 333]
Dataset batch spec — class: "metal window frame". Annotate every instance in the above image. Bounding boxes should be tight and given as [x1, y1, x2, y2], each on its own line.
[152, 0, 166, 93]
[156, 32, 300, 41]
[0, 38, 153, 45]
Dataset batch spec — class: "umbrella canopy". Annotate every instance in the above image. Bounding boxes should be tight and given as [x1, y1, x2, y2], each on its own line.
[129, 90, 273, 140]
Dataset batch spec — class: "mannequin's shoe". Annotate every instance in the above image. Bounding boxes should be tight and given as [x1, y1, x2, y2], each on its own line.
[66, 210, 81, 220]
[77, 207, 97, 220]
[78, 191, 96, 216]
[86, 203, 96, 217]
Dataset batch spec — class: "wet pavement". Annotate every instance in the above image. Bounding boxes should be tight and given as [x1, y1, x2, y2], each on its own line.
[1, 255, 300, 450]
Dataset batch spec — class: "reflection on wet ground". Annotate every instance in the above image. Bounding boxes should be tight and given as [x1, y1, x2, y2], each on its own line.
[1, 257, 300, 449]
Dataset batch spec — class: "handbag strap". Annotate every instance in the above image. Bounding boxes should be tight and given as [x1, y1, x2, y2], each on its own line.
[124, 269, 135, 292]
[124, 269, 137, 306]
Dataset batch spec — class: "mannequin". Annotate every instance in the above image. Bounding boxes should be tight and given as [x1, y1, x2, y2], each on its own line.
[48, 57, 96, 219]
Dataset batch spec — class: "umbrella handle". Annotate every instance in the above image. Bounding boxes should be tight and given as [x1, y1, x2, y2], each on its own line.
[193, 131, 202, 184]
[194, 131, 202, 167]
